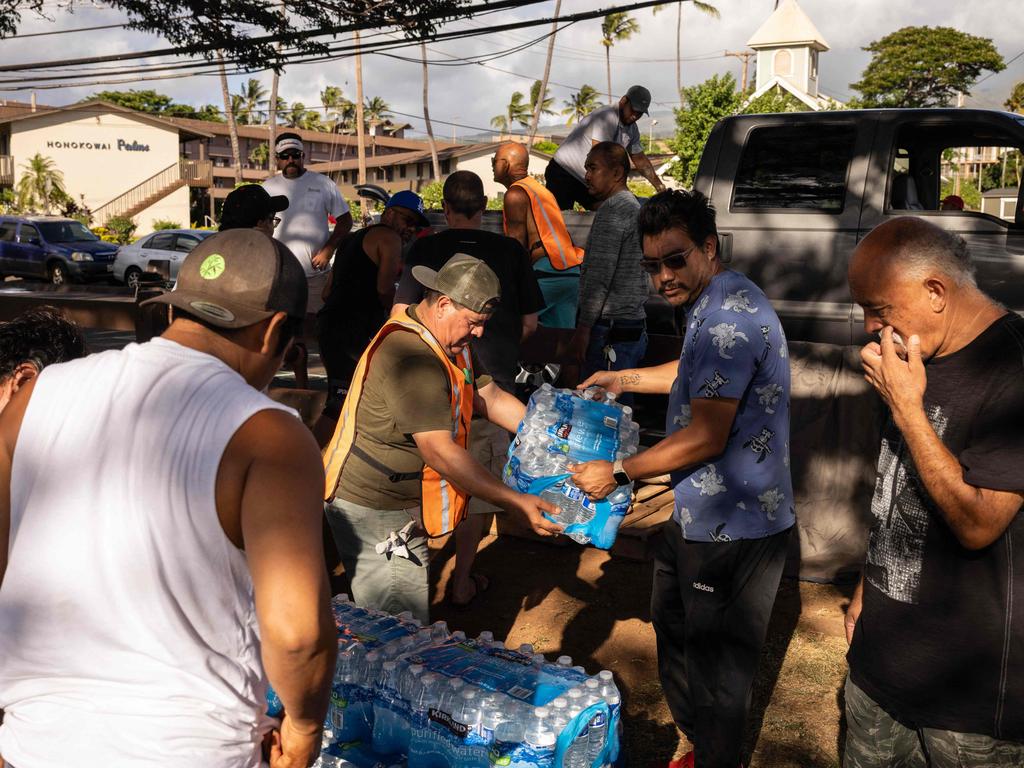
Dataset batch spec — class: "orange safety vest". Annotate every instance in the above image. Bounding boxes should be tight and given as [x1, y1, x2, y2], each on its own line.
[504, 176, 584, 271]
[322, 312, 474, 538]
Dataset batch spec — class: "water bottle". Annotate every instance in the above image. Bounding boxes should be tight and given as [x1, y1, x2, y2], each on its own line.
[523, 706, 557, 768]
[489, 704, 526, 768]
[564, 687, 590, 768]
[556, 655, 573, 668]
[477, 630, 494, 647]
[372, 660, 402, 754]
[518, 643, 535, 655]
[429, 621, 450, 643]
[584, 690, 608, 768]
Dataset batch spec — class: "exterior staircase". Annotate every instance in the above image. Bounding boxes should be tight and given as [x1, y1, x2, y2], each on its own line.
[93, 159, 211, 226]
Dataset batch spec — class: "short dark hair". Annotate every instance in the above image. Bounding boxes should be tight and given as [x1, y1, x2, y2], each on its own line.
[589, 141, 630, 179]
[172, 309, 303, 357]
[0, 306, 86, 380]
[443, 171, 487, 217]
[638, 189, 718, 249]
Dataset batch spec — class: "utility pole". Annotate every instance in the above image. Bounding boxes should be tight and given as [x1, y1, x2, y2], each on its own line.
[355, 30, 367, 220]
[725, 50, 755, 92]
[529, 0, 561, 143]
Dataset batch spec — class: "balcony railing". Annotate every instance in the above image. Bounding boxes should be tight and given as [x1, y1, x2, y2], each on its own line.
[0, 155, 13, 186]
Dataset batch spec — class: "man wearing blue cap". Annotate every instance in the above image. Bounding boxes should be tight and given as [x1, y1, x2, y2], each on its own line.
[262, 132, 353, 312]
[545, 85, 666, 211]
[314, 190, 430, 441]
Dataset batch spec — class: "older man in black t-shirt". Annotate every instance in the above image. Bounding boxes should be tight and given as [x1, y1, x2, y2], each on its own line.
[844, 217, 1024, 767]
[393, 170, 545, 608]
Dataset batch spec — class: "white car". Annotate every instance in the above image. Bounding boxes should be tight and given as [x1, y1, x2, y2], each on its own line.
[113, 228, 213, 288]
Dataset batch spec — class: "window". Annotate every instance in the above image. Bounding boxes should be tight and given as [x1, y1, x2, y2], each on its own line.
[773, 49, 792, 77]
[148, 233, 176, 251]
[400, 164, 407, 179]
[0, 222, 17, 242]
[732, 124, 856, 211]
[19, 224, 40, 244]
[175, 234, 201, 252]
[441, 159, 451, 175]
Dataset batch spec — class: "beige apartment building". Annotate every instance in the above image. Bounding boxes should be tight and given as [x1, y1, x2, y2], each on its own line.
[0, 100, 211, 230]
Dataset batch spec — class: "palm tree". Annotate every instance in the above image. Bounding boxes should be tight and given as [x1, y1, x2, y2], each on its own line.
[653, 1, 719, 97]
[528, 0, 562, 142]
[230, 94, 248, 126]
[236, 77, 268, 124]
[421, 43, 441, 181]
[562, 84, 601, 125]
[490, 91, 531, 133]
[529, 80, 556, 121]
[363, 96, 393, 131]
[286, 102, 321, 130]
[16, 153, 67, 213]
[600, 12, 640, 104]
[217, 52, 243, 184]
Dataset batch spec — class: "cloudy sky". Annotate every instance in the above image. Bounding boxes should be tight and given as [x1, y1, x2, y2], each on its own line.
[1, 0, 1021, 140]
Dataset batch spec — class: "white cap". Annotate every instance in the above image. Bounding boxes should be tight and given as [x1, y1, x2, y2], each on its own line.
[275, 136, 304, 154]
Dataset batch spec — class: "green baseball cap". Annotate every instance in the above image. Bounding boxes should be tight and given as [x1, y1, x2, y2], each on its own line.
[140, 229, 308, 329]
[412, 253, 501, 314]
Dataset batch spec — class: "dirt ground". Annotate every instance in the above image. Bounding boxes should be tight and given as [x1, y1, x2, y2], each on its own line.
[413, 532, 855, 768]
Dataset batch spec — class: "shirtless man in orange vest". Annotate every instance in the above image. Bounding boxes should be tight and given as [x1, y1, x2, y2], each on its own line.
[494, 142, 583, 330]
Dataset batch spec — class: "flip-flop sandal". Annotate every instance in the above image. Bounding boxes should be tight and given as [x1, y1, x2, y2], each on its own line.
[449, 572, 490, 609]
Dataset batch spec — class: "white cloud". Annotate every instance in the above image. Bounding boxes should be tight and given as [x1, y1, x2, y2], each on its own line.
[1, 0, 1022, 137]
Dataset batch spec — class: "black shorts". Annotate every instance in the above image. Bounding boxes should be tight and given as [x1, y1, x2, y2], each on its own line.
[544, 160, 597, 211]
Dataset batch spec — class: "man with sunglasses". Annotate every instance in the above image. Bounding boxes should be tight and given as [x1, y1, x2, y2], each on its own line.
[262, 133, 353, 313]
[572, 190, 793, 768]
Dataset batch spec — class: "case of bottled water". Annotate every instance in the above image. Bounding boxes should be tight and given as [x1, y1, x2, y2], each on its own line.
[503, 384, 640, 550]
[274, 596, 624, 767]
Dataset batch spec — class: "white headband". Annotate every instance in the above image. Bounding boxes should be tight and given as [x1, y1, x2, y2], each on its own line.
[275, 137, 304, 154]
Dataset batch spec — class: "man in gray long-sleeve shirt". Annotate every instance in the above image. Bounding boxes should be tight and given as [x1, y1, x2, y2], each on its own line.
[569, 142, 649, 388]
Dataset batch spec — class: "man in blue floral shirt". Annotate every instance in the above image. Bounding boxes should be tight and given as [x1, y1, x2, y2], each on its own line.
[573, 190, 793, 768]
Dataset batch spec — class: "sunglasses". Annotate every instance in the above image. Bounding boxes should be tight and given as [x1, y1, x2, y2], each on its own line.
[640, 244, 698, 275]
[272, 216, 281, 227]
[276, 151, 303, 160]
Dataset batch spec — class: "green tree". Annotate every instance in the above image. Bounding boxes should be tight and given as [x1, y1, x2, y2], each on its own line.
[982, 150, 1023, 189]
[16, 153, 68, 213]
[668, 73, 741, 187]
[742, 87, 810, 115]
[195, 104, 225, 122]
[90, 89, 173, 113]
[533, 140, 558, 154]
[851, 26, 1005, 108]
[363, 96, 393, 129]
[562, 84, 601, 125]
[1006, 81, 1024, 113]
[321, 85, 355, 132]
[600, 12, 640, 104]
[491, 91, 531, 132]
[653, 0, 719, 97]
[236, 78, 268, 124]
[249, 142, 269, 167]
[528, 80, 556, 120]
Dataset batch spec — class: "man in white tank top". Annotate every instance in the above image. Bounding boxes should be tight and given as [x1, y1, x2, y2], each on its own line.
[0, 230, 336, 768]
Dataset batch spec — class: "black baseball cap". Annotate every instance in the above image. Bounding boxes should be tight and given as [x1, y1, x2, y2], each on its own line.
[141, 229, 308, 328]
[625, 85, 652, 116]
[220, 184, 289, 229]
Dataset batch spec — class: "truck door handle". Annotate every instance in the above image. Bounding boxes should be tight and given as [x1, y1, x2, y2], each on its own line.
[719, 232, 733, 263]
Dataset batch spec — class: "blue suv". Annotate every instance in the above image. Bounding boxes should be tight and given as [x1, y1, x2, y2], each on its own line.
[0, 216, 119, 284]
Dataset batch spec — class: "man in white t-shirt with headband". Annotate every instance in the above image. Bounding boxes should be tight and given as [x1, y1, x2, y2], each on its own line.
[262, 132, 353, 312]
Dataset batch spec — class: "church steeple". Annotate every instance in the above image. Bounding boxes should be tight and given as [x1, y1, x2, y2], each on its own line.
[746, 0, 829, 99]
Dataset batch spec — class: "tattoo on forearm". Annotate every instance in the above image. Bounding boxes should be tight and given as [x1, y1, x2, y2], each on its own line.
[620, 373, 640, 387]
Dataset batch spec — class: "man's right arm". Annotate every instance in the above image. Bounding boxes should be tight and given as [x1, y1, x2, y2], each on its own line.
[413, 430, 562, 537]
[503, 187, 542, 263]
[846, 574, 864, 646]
[365, 227, 404, 309]
[229, 410, 336, 768]
[579, 360, 679, 396]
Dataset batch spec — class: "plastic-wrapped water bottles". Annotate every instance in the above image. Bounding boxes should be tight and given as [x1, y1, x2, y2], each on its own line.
[504, 384, 640, 550]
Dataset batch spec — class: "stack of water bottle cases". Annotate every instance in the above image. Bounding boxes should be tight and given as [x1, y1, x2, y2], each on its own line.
[299, 596, 623, 767]
[504, 384, 641, 549]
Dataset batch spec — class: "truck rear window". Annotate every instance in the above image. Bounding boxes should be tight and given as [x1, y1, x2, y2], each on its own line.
[732, 125, 856, 211]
